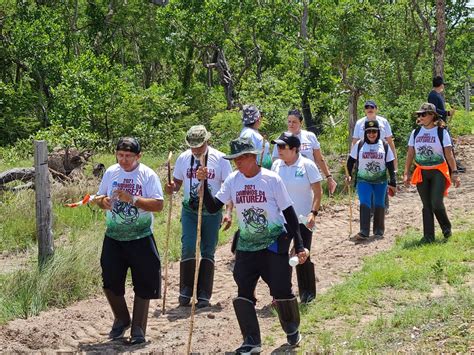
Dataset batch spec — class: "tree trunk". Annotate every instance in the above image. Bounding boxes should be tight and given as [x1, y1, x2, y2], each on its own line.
[181, 45, 195, 92]
[348, 89, 362, 148]
[433, 0, 446, 77]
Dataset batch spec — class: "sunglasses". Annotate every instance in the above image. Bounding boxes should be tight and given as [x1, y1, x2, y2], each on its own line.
[416, 112, 431, 117]
[366, 129, 378, 134]
[364, 105, 375, 109]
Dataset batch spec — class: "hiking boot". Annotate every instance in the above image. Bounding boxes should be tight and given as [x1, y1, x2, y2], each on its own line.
[443, 229, 452, 239]
[196, 299, 210, 308]
[103, 289, 131, 340]
[235, 343, 262, 354]
[287, 331, 302, 347]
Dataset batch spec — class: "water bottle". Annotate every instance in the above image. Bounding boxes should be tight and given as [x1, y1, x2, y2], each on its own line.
[298, 215, 317, 232]
[289, 248, 309, 267]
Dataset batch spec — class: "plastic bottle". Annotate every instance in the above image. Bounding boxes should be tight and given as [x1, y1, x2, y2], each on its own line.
[289, 248, 309, 267]
[110, 181, 119, 209]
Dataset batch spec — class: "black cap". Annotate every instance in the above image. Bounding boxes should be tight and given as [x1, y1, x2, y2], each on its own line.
[116, 137, 141, 154]
[271, 132, 301, 149]
[433, 76, 444, 87]
[364, 120, 380, 131]
[364, 100, 377, 108]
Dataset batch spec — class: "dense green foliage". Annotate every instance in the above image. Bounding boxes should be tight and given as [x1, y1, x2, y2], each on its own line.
[0, 0, 472, 158]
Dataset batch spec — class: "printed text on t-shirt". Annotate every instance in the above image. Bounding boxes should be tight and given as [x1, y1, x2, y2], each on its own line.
[236, 185, 267, 204]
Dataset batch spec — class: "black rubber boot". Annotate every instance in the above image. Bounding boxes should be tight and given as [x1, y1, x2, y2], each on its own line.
[273, 297, 302, 347]
[356, 204, 371, 239]
[373, 207, 385, 238]
[179, 259, 196, 306]
[233, 297, 262, 354]
[433, 207, 452, 239]
[130, 295, 150, 345]
[296, 259, 316, 304]
[421, 207, 435, 242]
[197, 258, 214, 308]
[103, 288, 131, 340]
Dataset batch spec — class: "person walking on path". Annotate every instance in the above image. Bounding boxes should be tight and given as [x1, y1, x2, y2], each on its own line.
[403, 103, 461, 243]
[271, 132, 322, 304]
[428, 76, 465, 173]
[197, 137, 307, 353]
[95, 137, 164, 344]
[240, 104, 273, 169]
[428, 76, 454, 124]
[165, 125, 233, 308]
[272, 109, 337, 194]
[346, 121, 397, 241]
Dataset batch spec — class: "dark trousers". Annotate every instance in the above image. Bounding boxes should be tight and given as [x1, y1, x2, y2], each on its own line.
[233, 249, 294, 303]
[101, 235, 161, 299]
[416, 169, 451, 239]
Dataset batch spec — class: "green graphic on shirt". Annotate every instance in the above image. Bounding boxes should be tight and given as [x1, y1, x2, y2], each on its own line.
[182, 183, 218, 215]
[415, 145, 444, 166]
[237, 221, 284, 252]
[357, 161, 387, 183]
[105, 202, 152, 241]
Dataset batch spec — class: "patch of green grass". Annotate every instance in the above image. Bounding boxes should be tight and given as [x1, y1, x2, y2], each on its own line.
[300, 226, 473, 353]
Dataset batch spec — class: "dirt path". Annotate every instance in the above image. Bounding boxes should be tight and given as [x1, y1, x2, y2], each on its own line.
[1, 136, 473, 353]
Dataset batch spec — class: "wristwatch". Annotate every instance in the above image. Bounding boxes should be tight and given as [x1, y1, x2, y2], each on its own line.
[131, 195, 139, 206]
[310, 210, 319, 216]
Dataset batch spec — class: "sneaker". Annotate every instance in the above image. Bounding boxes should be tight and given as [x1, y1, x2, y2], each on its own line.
[354, 232, 369, 241]
[235, 343, 262, 354]
[196, 299, 210, 309]
[419, 237, 435, 244]
[108, 319, 131, 340]
[287, 331, 302, 346]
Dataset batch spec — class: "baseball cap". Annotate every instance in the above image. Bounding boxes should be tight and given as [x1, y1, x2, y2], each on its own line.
[271, 132, 301, 149]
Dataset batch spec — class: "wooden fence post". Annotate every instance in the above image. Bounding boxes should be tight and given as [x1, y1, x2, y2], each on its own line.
[34, 140, 54, 266]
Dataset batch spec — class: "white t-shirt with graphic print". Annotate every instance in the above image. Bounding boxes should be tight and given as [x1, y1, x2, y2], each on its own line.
[215, 169, 293, 252]
[240, 127, 272, 168]
[98, 163, 164, 241]
[272, 129, 321, 162]
[353, 116, 393, 141]
[408, 126, 451, 166]
[173, 146, 232, 214]
[350, 140, 395, 184]
[271, 155, 322, 217]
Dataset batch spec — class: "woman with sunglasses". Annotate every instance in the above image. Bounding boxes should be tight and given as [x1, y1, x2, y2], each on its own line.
[272, 109, 337, 194]
[403, 103, 460, 243]
[271, 132, 322, 304]
[346, 120, 397, 241]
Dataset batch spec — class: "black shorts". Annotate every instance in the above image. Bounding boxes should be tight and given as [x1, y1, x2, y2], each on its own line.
[100, 235, 161, 299]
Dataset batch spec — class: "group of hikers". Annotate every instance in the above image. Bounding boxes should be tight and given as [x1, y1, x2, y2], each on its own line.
[92, 75, 462, 353]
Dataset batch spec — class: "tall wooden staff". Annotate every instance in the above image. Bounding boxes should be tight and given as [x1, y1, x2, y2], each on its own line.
[344, 165, 353, 236]
[161, 151, 173, 315]
[186, 155, 206, 353]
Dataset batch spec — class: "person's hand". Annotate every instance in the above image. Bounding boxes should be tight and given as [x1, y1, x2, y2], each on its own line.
[403, 173, 410, 187]
[327, 176, 337, 195]
[101, 196, 112, 210]
[297, 248, 309, 265]
[388, 185, 396, 196]
[196, 166, 208, 180]
[306, 213, 316, 231]
[221, 213, 232, 231]
[114, 190, 134, 204]
[344, 175, 352, 185]
[164, 181, 175, 195]
[452, 174, 461, 188]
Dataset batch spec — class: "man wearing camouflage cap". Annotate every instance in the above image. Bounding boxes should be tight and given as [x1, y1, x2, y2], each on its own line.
[165, 125, 233, 308]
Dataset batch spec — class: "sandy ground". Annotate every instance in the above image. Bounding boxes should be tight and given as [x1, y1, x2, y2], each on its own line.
[0, 136, 473, 354]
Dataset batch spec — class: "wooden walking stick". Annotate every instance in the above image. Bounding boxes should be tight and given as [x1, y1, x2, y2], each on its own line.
[344, 165, 353, 236]
[162, 151, 173, 315]
[186, 155, 206, 354]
